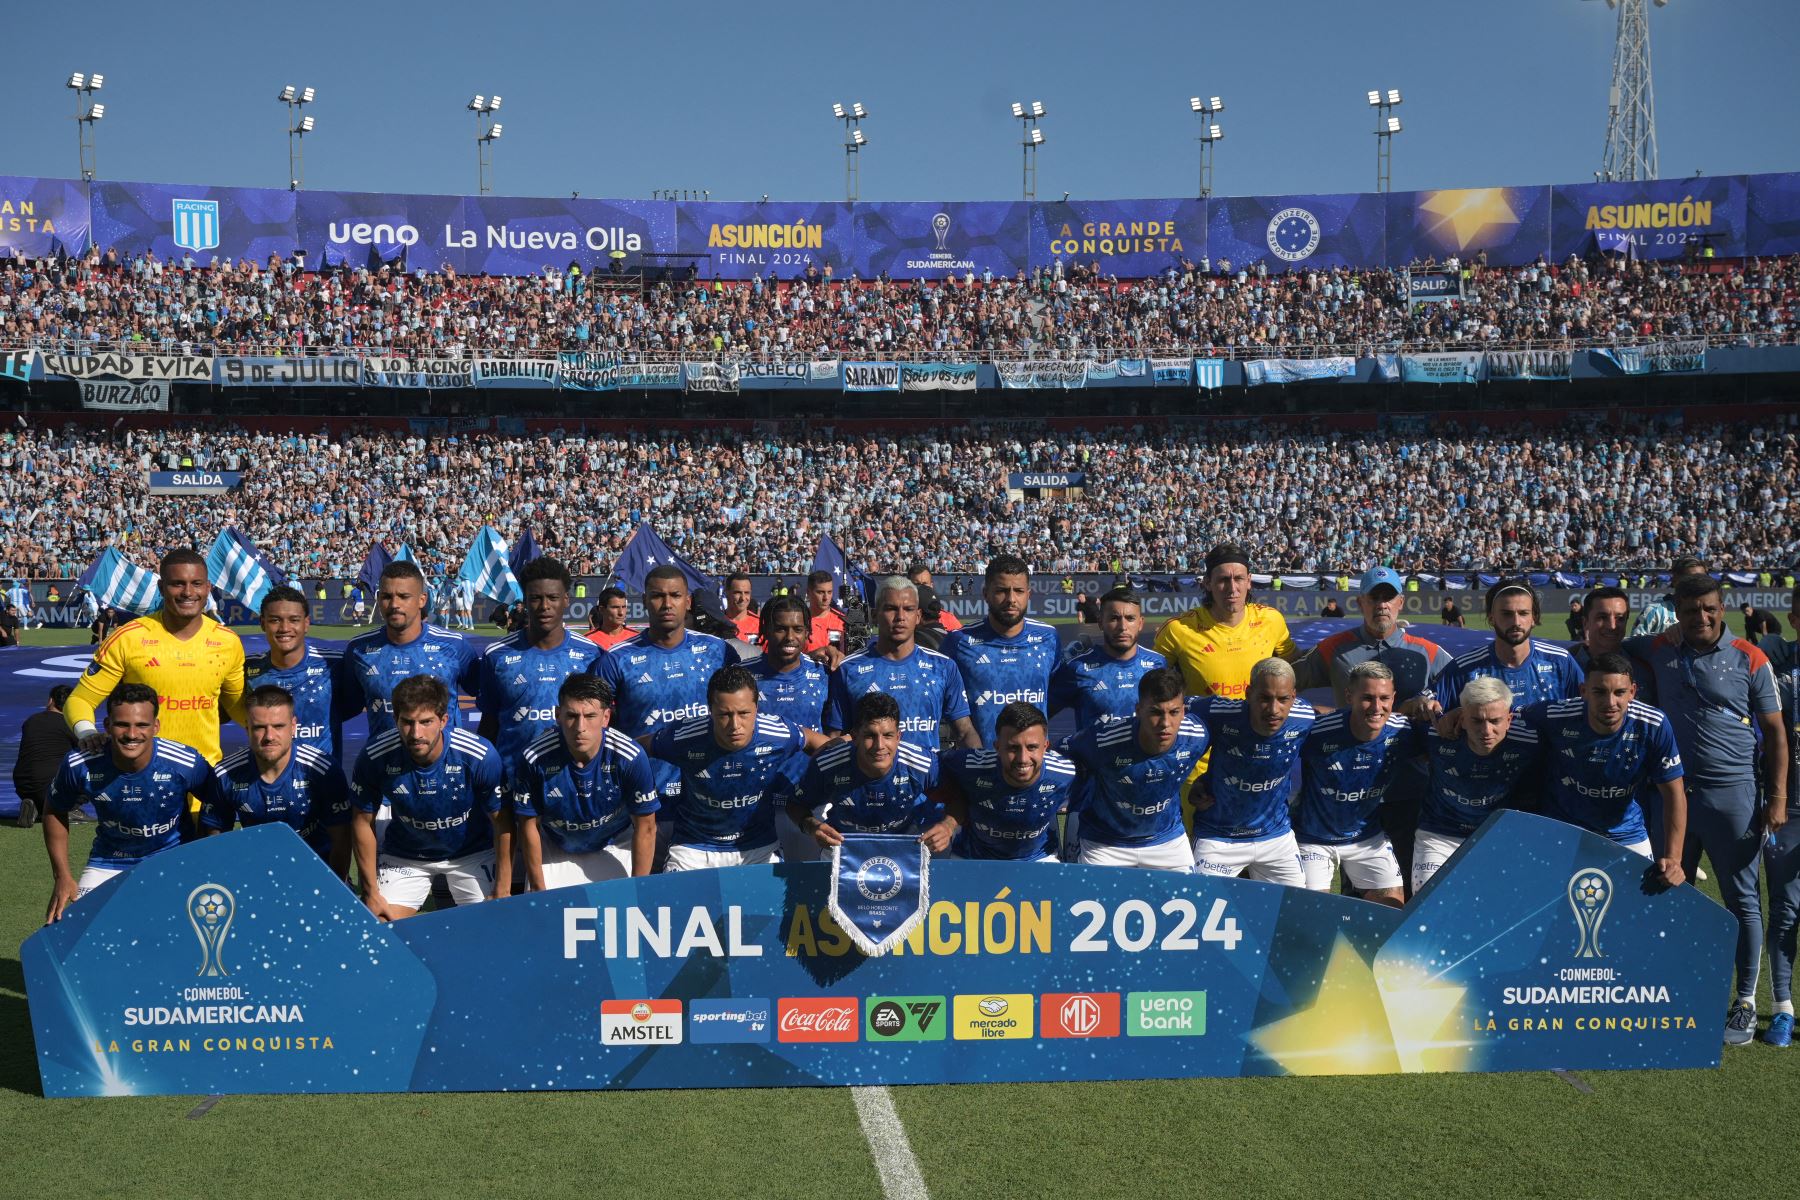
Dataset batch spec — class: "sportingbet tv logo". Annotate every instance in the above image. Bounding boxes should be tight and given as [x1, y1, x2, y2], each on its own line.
[1567, 868, 1612, 959]
[186, 883, 236, 977]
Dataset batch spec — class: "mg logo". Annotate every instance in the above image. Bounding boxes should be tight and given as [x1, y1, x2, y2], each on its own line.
[1060, 994, 1103, 1036]
[171, 199, 220, 253]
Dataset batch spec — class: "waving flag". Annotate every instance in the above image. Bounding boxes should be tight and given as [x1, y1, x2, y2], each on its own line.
[612, 523, 717, 597]
[356, 541, 391, 597]
[509, 527, 543, 575]
[457, 526, 523, 604]
[77, 547, 161, 614]
[813, 533, 870, 606]
[206, 528, 287, 612]
[392, 542, 416, 564]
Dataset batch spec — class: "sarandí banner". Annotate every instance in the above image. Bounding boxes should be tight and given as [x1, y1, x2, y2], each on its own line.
[1151, 357, 1192, 386]
[79, 379, 170, 412]
[1242, 357, 1356, 386]
[21, 813, 1733, 1097]
[472, 359, 560, 389]
[899, 363, 977, 392]
[997, 361, 1087, 390]
[684, 362, 740, 394]
[559, 352, 621, 392]
[828, 834, 930, 958]
[0, 175, 91, 257]
[1399, 352, 1486, 384]
[361, 357, 474, 389]
[1, 350, 38, 382]
[1486, 349, 1572, 381]
[842, 362, 901, 392]
[42, 353, 212, 382]
[213, 356, 363, 387]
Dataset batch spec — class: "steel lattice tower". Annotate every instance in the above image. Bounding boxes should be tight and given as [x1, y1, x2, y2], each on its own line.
[1595, 0, 1662, 181]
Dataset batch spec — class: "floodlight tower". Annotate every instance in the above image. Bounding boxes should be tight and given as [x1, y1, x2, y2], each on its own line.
[833, 103, 868, 202]
[1013, 101, 1045, 201]
[1369, 88, 1402, 192]
[1189, 96, 1224, 198]
[278, 86, 316, 190]
[67, 72, 105, 182]
[1589, 0, 1665, 181]
[469, 94, 503, 194]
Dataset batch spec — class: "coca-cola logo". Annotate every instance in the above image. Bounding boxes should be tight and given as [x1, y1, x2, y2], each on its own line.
[777, 998, 860, 1043]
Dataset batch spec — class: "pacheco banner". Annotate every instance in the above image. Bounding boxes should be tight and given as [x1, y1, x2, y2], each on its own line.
[23, 813, 1732, 1097]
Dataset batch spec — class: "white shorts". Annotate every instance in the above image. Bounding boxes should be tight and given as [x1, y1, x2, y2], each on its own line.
[664, 842, 781, 872]
[539, 839, 634, 889]
[1192, 832, 1305, 886]
[1077, 838, 1194, 873]
[1621, 838, 1653, 860]
[376, 849, 496, 909]
[76, 863, 127, 897]
[1298, 832, 1405, 893]
[1411, 829, 1465, 893]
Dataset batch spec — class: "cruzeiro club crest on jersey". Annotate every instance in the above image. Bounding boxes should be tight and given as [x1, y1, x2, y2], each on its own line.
[1266, 206, 1320, 263]
[171, 199, 221, 253]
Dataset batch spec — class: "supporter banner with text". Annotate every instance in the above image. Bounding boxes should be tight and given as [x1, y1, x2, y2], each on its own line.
[1486, 349, 1572, 381]
[559, 352, 620, 392]
[1151, 357, 1192, 386]
[1242, 357, 1356, 386]
[0, 175, 91, 257]
[684, 362, 740, 393]
[997, 361, 1088, 389]
[899, 363, 977, 392]
[212, 357, 363, 388]
[22, 815, 1733, 1097]
[78, 379, 169, 411]
[471, 359, 560, 389]
[1029, 199, 1205, 276]
[1385, 186, 1551, 268]
[90, 180, 297, 263]
[736, 360, 813, 388]
[360, 357, 473, 389]
[1205, 192, 1386, 272]
[842, 362, 901, 392]
[620, 362, 683, 389]
[1, 350, 38, 382]
[1399, 352, 1486, 384]
[1548, 176, 1748, 261]
[41, 353, 211, 382]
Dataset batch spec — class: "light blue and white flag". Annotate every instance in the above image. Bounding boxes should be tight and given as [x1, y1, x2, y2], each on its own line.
[1193, 357, 1226, 390]
[76, 547, 161, 614]
[205, 527, 288, 612]
[457, 526, 523, 605]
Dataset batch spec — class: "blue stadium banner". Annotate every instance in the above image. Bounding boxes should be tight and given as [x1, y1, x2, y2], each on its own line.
[620, 361, 683, 390]
[1385, 186, 1552, 268]
[842, 362, 901, 392]
[1399, 352, 1486, 384]
[213, 356, 364, 387]
[1548, 175, 1748, 261]
[22, 813, 1733, 1097]
[90, 180, 297, 263]
[1747, 172, 1800, 257]
[1029, 199, 1205, 276]
[1193, 358, 1225, 390]
[471, 359, 561, 389]
[454, 195, 676, 275]
[996, 361, 1087, 389]
[1205, 192, 1386, 271]
[1405, 270, 1464, 303]
[1007, 472, 1086, 489]
[899, 363, 977, 391]
[853, 202, 1029, 279]
[0, 175, 91, 257]
[559, 351, 620, 392]
[674, 201, 849, 281]
[148, 470, 243, 496]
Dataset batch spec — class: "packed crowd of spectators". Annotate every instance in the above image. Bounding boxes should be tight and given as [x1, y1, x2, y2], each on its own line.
[0, 247, 1795, 360]
[3, 411, 1797, 583]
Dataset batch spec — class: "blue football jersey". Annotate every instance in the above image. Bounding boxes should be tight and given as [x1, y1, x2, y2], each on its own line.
[651, 714, 806, 851]
[941, 618, 1061, 746]
[742, 654, 830, 731]
[1527, 698, 1683, 844]
[1419, 723, 1542, 837]
[942, 746, 1078, 860]
[824, 645, 971, 752]
[590, 630, 740, 738]
[1295, 712, 1419, 845]
[47, 739, 215, 868]
[1059, 717, 1210, 848]
[1048, 644, 1169, 729]
[201, 742, 349, 852]
[1434, 638, 1585, 712]
[1188, 695, 1317, 841]
[510, 727, 660, 854]
[350, 727, 504, 861]
[787, 739, 940, 835]
[244, 641, 358, 762]
[338, 625, 482, 738]
[477, 630, 602, 770]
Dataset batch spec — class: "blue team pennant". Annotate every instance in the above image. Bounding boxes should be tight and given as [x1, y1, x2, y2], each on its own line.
[828, 834, 931, 957]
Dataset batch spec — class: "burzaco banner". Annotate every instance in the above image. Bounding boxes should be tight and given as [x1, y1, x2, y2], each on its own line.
[23, 813, 1733, 1098]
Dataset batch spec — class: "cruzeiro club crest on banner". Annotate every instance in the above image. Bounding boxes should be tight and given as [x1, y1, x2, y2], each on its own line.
[1567, 867, 1612, 959]
[187, 883, 236, 977]
[828, 833, 930, 957]
[1266, 206, 1321, 262]
[171, 199, 221, 254]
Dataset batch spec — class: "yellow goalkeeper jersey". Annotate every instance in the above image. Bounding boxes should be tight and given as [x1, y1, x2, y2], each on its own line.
[1153, 602, 1298, 701]
[64, 612, 246, 765]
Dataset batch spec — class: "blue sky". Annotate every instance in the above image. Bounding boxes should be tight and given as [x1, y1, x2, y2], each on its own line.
[6, 0, 1795, 202]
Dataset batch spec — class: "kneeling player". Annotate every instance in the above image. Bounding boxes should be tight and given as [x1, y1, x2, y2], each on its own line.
[1526, 652, 1686, 887]
[1059, 667, 1209, 871]
[42, 683, 214, 922]
[1412, 677, 1541, 891]
[508, 675, 660, 891]
[932, 702, 1076, 861]
[351, 674, 504, 920]
[785, 692, 939, 853]
[202, 685, 350, 879]
[651, 666, 809, 871]
[1294, 662, 1413, 906]
[1187, 658, 1315, 886]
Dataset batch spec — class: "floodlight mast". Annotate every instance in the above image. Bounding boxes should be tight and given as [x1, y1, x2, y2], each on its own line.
[471, 93, 503, 194]
[1014, 101, 1046, 200]
[834, 102, 869, 202]
[1370, 87, 1403, 191]
[279, 84, 317, 189]
[1190, 95, 1225, 198]
[68, 71, 105, 181]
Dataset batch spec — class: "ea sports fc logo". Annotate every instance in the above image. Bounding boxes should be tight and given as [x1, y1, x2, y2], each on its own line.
[856, 856, 904, 903]
[1266, 207, 1321, 262]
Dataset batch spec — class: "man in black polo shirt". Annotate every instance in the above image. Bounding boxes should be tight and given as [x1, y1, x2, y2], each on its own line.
[13, 685, 77, 828]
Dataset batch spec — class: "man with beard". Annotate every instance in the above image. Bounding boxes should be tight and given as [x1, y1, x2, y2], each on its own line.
[202, 685, 351, 879]
[942, 555, 1060, 747]
[932, 702, 1077, 862]
[1049, 587, 1169, 728]
[338, 560, 482, 740]
[1431, 578, 1583, 715]
[1294, 566, 1449, 708]
[1571, 586, 1632, 675]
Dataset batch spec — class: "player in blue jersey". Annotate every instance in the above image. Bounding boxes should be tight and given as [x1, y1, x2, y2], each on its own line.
[1412, 676, 1543, 890]
[1188, 658, 1315, 885]
[1049, 587, 1168, 728]
[741, 594, 830, 731]
[1294, 661, 1414, 906]
[245, 585, 357, 762]
[338, 560, 482, 739]
[786, 692, 939, 852]
[201, 684, 351, 879]
[475, 557, 601, 771]
[825, 575, 978, 752]
[42, 683, 215, 921]
[1525, 652, 1687, 887]
[1429, 578, 1584, 715]
[350, 675, 505, 920]
[649, 666, 811, 870]
[1059, 667, 1209, 872]
[506, 674, 660, 890]
[933, 702, 1078, 862]
[941, 554, 1061, 746]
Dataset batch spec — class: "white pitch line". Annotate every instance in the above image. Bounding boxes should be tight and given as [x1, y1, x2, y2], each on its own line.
[852, 1085, 930, 1200]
